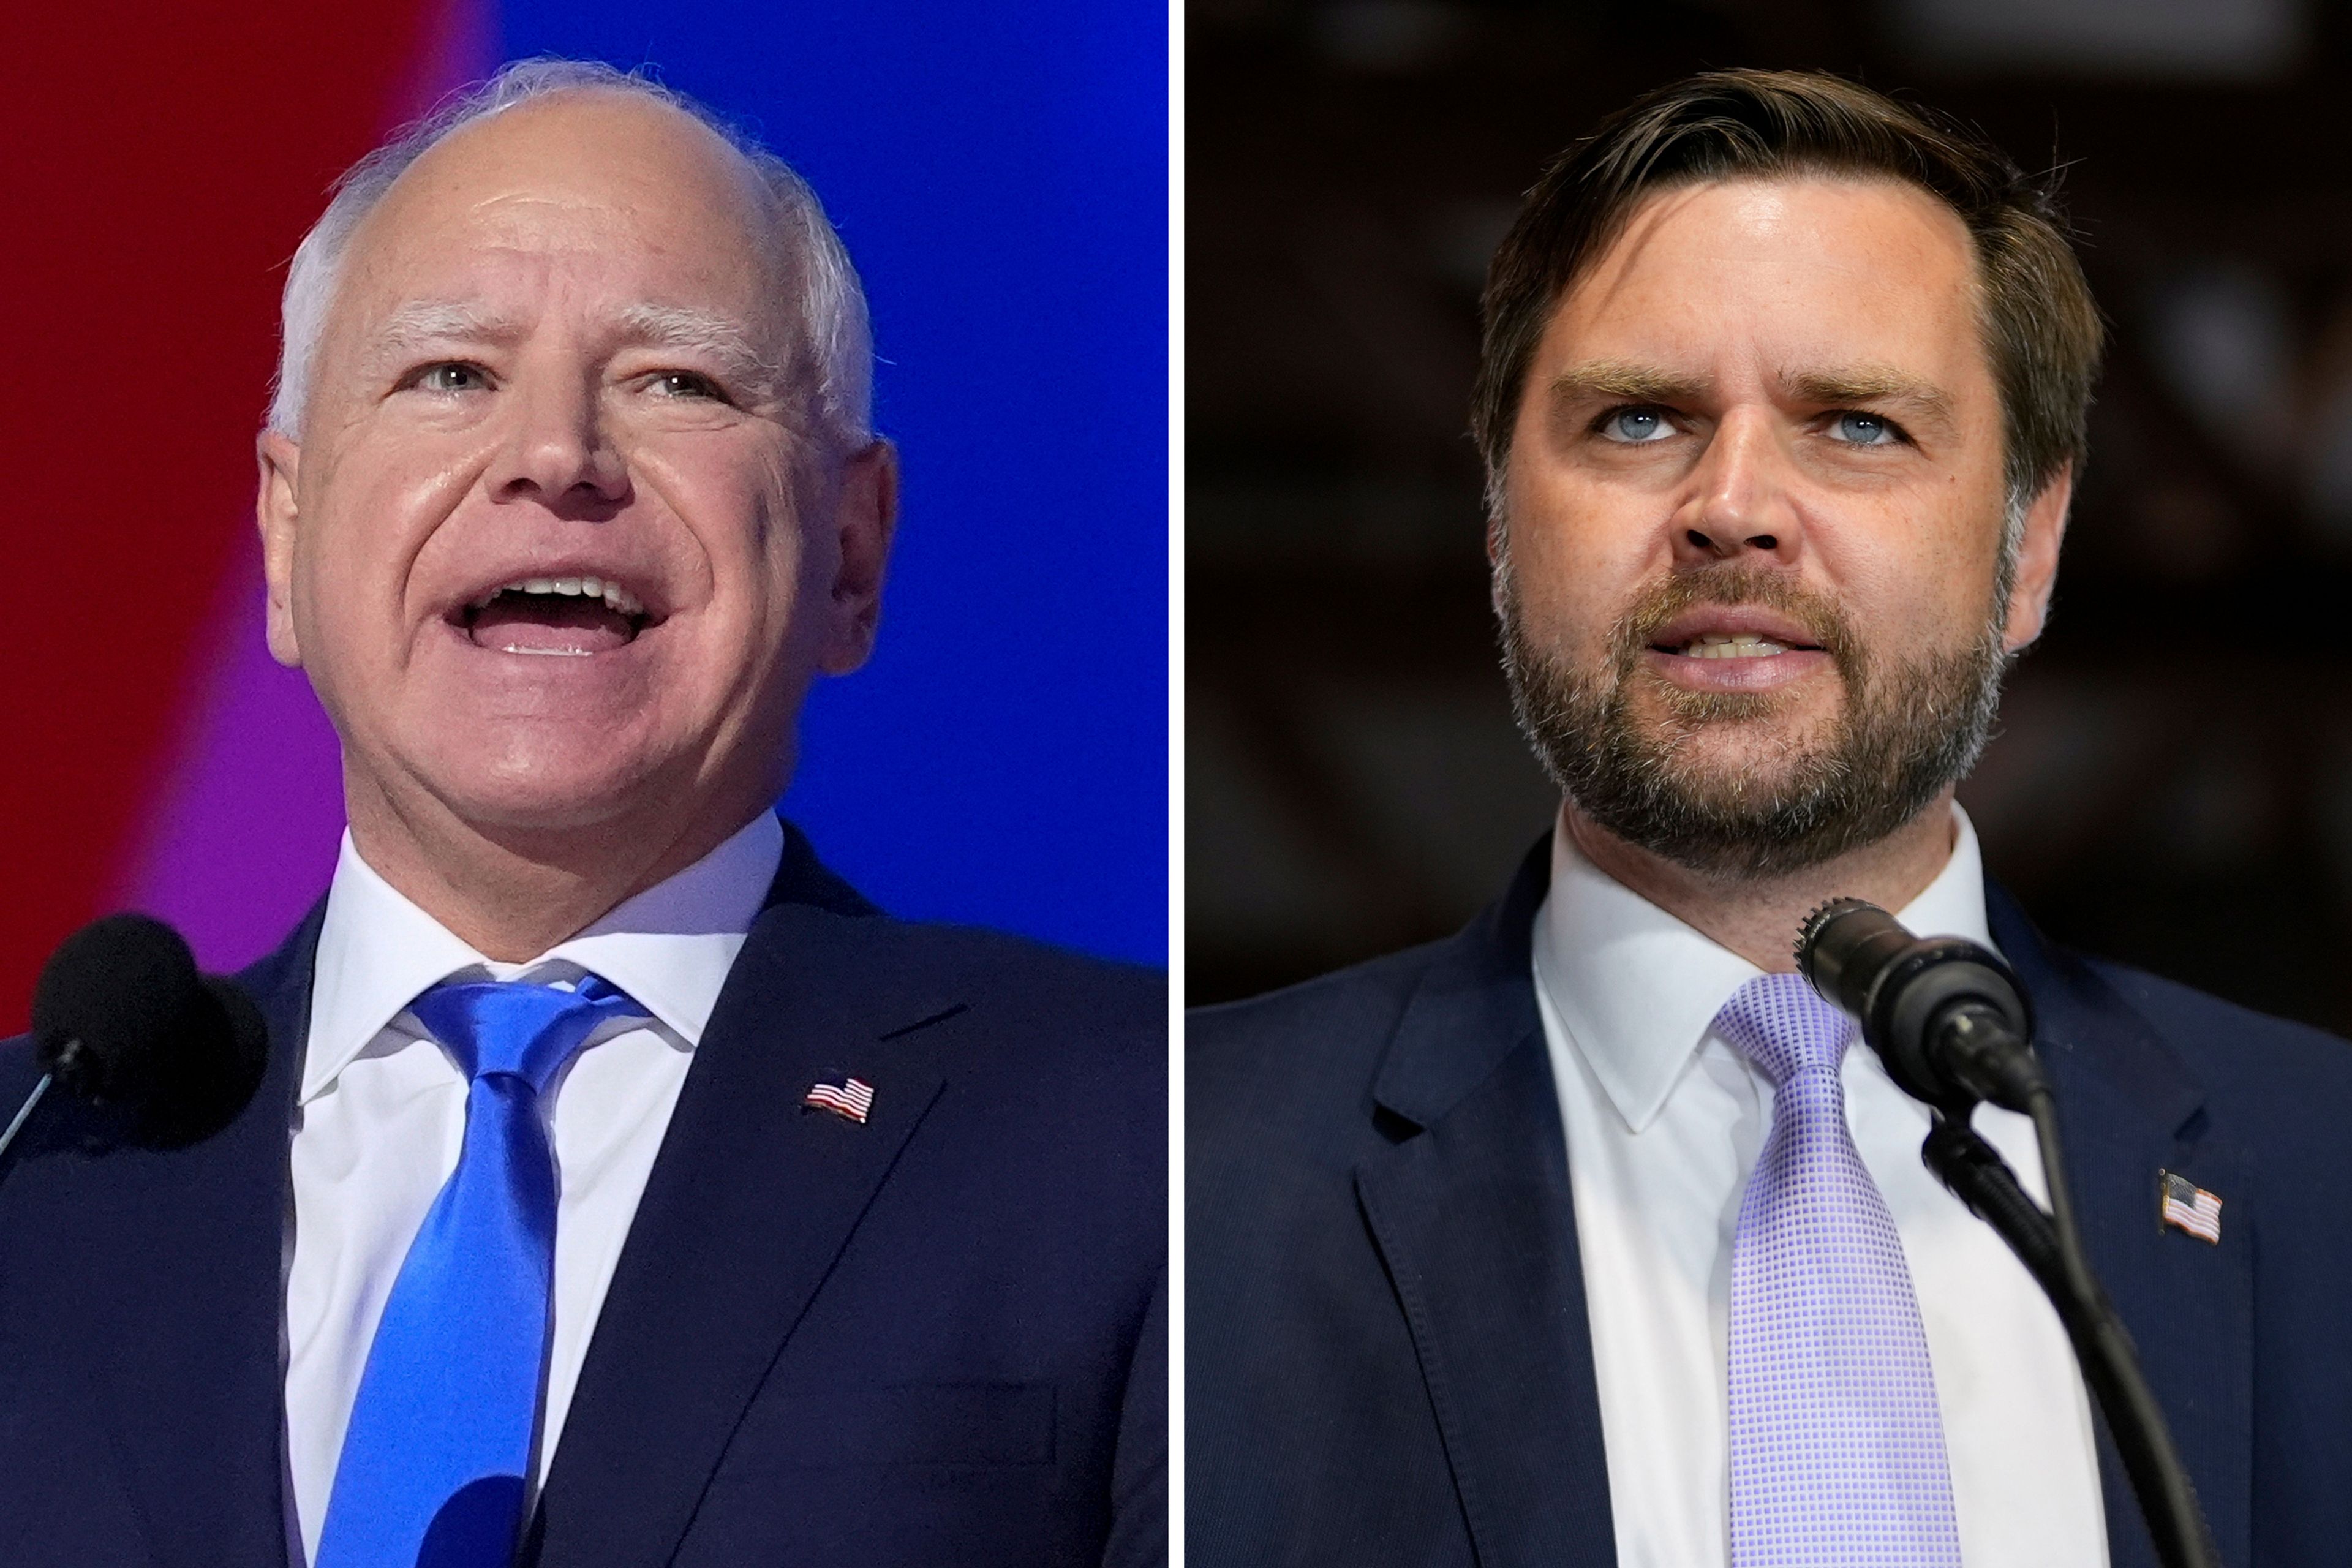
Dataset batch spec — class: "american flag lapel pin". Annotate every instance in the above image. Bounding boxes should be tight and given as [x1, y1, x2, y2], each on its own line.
[2158, 1170, 2222, 1244]
[803, 1074, 875, 1125]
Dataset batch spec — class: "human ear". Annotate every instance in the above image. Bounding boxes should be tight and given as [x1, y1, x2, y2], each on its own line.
[257, 431, 305, 669]
[816, 439, 899, 676]
[2000, 464, 2071, 652]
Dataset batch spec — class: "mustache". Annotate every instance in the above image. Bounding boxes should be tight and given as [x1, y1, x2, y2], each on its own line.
[1612, 564, 1855, 668]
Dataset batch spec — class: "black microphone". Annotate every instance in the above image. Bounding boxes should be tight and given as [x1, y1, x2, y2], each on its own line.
[2, 913, 268, 1156]
[1795, 897, 2047, 1114]
[1794, 896, 2220, 1568]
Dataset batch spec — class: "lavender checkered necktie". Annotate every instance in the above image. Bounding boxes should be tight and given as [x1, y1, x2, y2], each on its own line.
[1716, 972, 1962, 1567]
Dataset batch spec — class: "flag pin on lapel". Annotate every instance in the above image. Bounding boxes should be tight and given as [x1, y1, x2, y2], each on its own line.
[803, 1075, 875, 1125]
[2158, 1170, 2222, 1244]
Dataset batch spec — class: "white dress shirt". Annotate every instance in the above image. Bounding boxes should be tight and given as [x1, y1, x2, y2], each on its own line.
[1531, 806, 2108, 1567]
[282, 813, 782, 1567]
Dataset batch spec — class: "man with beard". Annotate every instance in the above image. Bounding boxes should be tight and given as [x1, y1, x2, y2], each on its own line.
[1189, 69, 2352, 1568]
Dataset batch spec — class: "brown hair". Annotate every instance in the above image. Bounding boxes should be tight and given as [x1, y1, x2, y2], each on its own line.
[1471, 69, 2103, 511]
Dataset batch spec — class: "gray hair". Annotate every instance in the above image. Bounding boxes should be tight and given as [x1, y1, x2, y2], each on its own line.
[265, 58, 872, 448]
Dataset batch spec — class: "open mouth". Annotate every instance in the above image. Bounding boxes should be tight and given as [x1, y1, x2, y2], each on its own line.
[1658, 631, 1825, 660]
[457, 576, 657, 657]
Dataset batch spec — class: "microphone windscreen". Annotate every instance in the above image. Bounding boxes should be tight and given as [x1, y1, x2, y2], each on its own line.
[27, 913, 268, 1145]
[30, 913, 208, 1099]
[1796, 897, 1912, 1021]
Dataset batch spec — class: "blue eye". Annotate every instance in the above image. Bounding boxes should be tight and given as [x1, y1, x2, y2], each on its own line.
[651, 371, 724, 401]
[1829, 412, 1898, 446]
[415, 363, 488, 394]
[1601, 407, 1673, 443]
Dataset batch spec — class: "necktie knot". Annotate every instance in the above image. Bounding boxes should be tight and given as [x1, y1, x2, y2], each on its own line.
[1714, 971, 1853, 1089]
[406, 974, 646, 1093]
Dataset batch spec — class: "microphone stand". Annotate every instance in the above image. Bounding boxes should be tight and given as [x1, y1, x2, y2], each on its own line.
[0, 1072, 54, 1161]
[0, 1039, 77, 1164]
[1921, 1069, 2218, 1568]
[1799, 902, 2221, 1568]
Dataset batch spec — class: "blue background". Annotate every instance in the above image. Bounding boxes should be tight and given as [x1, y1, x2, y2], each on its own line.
[499, 1, 1169, 963]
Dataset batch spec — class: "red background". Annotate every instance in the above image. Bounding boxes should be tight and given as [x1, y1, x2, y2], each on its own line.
[1, 2, 448, 1026]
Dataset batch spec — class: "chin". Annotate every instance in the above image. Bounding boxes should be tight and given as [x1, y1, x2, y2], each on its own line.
[1640, 699, 1838, 766]
[428, 733, 682, 838]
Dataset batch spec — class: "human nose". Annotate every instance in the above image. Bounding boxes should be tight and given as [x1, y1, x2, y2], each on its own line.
[486, 369, 630, 511]
[1671, 410, 1802, 565]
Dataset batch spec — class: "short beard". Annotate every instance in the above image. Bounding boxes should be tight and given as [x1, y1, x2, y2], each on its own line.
[1496, 556, 2011, 881]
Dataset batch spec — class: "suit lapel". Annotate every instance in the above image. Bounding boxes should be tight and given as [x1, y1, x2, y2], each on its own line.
[65, 908, 317, 1568]
[42, 821, 949, 1568]
[1352, 842, 1616, 1568]
[1343, 856, 2249, 1568]
[530, 883, 964, 1568]
[1990, 889, 2252, 1568]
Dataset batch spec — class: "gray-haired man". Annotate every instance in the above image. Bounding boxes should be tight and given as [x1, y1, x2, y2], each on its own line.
[1, 61, 1164, 1568]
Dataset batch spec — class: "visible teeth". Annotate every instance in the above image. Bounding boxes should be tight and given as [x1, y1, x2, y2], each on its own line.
[464, 576, 649, 619]
[1684, 633, 1788, 659]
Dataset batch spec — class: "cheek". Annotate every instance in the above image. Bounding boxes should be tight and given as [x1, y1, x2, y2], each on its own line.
[1821, 509, 2000, 652]
[1904, 487, 2007, 609]
[753, 452, 839, 620]
[736, 481, 815, 617]
[298, 442, 473, 644]
[289, 513, 380, 670]
[762, 521, 835, 673]
[1505, 469, 1662, 644]
[671, 468, 820, 670]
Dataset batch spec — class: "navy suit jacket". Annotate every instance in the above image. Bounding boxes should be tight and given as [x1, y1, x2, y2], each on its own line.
[1189, 837, 2352, 1568]
[0, 821, 1166, 1567]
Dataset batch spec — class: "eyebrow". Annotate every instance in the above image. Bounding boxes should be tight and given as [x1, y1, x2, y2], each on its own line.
[363, 299, 785, 397]
[1545, 358, 1959, 431]
[1545, 360, 1709, 407]
[1786, 366, 1956, 428]
[369, 301, 527, 358]
[614, 303, 785, 396]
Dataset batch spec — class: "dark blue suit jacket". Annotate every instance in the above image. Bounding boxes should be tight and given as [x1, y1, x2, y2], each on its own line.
[0, 822, 1166, 1567]
[1189, 837, 2352, 1568]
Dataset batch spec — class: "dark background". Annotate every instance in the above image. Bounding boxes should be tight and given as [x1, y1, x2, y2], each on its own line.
[1188, 0, 2352, 1029]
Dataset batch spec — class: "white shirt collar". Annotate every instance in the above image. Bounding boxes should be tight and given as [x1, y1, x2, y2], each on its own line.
[300, 812, 785, 1104]
[1531, 803, 1995, 1134]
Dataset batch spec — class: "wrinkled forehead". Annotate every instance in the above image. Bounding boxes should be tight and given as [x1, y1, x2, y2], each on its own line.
[330, 92, 796, 356]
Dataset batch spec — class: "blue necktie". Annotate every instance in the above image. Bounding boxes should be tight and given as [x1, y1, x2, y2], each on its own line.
[314, 976, 647, 1568]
